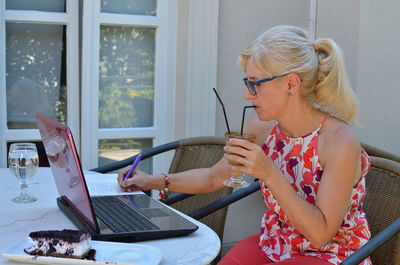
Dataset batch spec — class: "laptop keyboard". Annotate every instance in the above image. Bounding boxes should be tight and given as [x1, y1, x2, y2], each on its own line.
[91, 196, 160, 232]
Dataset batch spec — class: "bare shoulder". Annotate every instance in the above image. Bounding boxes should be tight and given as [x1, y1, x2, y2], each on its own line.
[243, 115, 275, 147]
[319, 117, 361, 166]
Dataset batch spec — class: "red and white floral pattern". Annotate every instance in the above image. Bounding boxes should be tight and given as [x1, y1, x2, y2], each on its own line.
[259, 117, 372, 265]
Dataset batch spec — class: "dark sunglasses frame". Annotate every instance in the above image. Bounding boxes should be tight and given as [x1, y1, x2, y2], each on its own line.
[243, 73, 287, 95]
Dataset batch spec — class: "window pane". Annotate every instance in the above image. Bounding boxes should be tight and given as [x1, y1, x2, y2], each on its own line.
[98, 138, 153, 173]
[6, 0, 66, 12]
[101, 0, 156, 16]
[99, 26, 155, 128]
[6, 23, 67, 129]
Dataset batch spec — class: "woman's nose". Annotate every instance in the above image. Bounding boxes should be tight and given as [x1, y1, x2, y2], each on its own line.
[243, 87, 255, 100]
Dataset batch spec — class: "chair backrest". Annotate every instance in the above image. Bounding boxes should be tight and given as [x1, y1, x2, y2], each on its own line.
[167, 136, 232, 241]
[363, 156, 400, 264]
[361, 142, 400, 163]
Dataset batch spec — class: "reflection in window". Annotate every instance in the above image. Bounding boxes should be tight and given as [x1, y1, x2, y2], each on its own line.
[6, 0, 66, 12]
[6, 23, 67, 129]
[99, 26, 155, 129]
[98, 138, 153, 173]
[101, 0, 156, 16]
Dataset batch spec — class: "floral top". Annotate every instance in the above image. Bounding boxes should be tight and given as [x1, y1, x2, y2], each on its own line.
[259, 116, 372, 265]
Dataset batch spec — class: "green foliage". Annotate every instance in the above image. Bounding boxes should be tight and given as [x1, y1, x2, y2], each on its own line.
[98, 26, 155, 129]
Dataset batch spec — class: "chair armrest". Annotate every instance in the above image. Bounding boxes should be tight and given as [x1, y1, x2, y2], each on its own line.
[340, 216, 400, 265]
[91, 140, 180, 173]
[188, 180, 261, 220]
[161, 192, 195, 205]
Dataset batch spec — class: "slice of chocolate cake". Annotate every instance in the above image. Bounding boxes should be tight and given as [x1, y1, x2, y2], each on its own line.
[24, 229, 93, 259]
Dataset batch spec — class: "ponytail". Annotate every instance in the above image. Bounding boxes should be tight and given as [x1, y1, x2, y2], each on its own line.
[312, 39, 359, 124]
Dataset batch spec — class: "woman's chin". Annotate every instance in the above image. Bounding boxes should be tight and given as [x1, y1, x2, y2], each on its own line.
[254, 108, 264, 118]
[256, 111, 274, 122]
[256, 113, 268, 121]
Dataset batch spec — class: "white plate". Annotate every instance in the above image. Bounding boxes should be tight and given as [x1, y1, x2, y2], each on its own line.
[3, 237, 162, 265]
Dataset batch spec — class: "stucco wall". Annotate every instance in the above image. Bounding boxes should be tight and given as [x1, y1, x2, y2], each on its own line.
[355, 0, 400, 154]
[316, 0, 400, 154]
[174, 1, 190, 141]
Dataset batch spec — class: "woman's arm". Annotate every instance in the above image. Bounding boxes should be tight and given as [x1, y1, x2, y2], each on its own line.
[118, 158, 230, 194]
[118, 114, 274, 194]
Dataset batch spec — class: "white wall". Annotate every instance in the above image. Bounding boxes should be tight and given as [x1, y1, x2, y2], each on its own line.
[316, 1, 400, 155]
[175, 1, 190, 140]
[355, 0, 400, 154]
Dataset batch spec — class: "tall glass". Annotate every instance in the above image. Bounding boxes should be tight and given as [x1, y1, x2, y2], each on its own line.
[224, 131, 256, 188]
[8, 143, 39, 203]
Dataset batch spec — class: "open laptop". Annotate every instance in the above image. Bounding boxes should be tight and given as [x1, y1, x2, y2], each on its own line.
[36, 112, 198, 242]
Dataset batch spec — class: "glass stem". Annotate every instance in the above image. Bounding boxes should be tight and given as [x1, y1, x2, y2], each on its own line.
[20, 182, 29, 198]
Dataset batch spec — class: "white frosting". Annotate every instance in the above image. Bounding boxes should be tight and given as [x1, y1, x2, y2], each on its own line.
[33, 238, 91, 257]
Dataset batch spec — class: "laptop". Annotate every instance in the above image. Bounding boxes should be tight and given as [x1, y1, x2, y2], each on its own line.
[35, 112, 198, 242]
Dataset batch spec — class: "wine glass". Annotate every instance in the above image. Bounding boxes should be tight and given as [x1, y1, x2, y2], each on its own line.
[224, 131, 256, 188]
[8, 143, 39, 203]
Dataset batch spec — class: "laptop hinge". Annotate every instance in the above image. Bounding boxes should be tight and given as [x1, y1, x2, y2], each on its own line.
[57, 197, 98, 234]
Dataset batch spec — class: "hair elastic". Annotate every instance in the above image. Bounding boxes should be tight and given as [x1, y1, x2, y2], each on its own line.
[313, 42, 318, 51]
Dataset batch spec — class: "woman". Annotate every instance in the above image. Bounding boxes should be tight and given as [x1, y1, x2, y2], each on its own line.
[118, 25, 371, 265]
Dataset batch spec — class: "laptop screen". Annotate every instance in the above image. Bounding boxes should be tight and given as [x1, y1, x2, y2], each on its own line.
[36, 113, 97, 231]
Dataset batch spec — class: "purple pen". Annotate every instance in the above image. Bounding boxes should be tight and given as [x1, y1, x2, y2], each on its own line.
[124, 154, 142, 181]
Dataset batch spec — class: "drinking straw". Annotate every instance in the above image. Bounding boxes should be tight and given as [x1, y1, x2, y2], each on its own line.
[212, 88, 231, 134]
[240, 106, 256, 135]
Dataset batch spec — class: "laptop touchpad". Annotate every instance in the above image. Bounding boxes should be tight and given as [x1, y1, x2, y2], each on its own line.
[141, 208, 170, 218]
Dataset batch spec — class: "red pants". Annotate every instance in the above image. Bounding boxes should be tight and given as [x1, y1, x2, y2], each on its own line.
[218, 234, 331, 265]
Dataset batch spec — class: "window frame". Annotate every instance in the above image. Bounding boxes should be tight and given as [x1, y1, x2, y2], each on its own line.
[0, 0, 218, 173]
[0, 0, 80, 167]
[80, 1, 176, 172]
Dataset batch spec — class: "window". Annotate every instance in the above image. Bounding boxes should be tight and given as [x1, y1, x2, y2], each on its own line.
[6, 23, 67, 129]
[0, 0, 176, 173]
[0, 0, 79, 167]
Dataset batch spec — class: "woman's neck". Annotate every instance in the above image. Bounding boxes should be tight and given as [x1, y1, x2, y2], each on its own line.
[277, 104, 326, 138]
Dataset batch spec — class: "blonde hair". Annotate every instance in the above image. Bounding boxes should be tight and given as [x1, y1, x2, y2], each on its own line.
[238, 25, 359, 124]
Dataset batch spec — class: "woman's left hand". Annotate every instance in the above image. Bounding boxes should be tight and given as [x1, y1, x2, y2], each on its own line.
[224, 137, 277, 182]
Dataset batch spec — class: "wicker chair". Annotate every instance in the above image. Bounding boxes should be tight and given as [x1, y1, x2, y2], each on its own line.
[90, 136, 233, 243]
[200, 146, 400, 264]
[361, 142, 400, 163]
[91, 138, 400, 264]
[341, 156, 400, 265]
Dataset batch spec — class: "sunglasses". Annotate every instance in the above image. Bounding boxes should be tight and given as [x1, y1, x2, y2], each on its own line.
[243, 73, 287, 95]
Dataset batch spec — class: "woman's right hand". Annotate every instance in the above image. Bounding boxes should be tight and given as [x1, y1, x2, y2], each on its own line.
[117, 167, 152, 192]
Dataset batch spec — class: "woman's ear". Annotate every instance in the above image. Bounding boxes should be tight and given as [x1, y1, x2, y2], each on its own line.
[286, 73, 302, 96]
